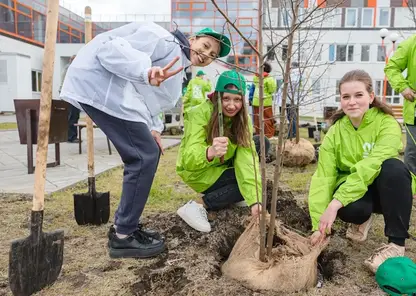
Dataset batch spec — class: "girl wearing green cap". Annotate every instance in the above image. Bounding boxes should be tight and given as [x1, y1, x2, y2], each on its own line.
[60, 22, 231, 259]
[183, 70, 212, 113]
[176, 70, 264, 233]
[308, 70, 414, 273]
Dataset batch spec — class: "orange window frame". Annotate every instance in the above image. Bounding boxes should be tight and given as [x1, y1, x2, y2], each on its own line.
[237, 17, 252, 26]
[177, 2, 191, 10]
[191, 2, 206, 10]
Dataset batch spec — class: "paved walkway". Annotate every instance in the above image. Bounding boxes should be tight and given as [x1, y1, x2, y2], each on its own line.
[0, 129, 180, 194]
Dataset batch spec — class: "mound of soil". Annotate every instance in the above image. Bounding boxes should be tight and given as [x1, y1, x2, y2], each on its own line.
[125, 183, 346, 296]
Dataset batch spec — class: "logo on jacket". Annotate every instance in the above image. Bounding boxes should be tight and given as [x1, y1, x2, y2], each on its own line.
[363, 142, 375, 158]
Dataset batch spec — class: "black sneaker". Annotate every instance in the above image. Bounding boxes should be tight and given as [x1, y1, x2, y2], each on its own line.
[108, 224, 164, 241]
[108, 229, 165, 259]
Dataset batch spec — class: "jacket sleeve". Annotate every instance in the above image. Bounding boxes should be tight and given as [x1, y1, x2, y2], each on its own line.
[384, 36, 414, 93]
[182, 80, 194, 112]
[150, 113, 164, 133]
[265, 77, 277, 96]
[234, 120, 262, 207]
[180, 108, 221, 171]
[333, 116, 402, 207]
[203, 80, 212, 92]
[249, 84, 255, 102]
[308, 127, 338, 231]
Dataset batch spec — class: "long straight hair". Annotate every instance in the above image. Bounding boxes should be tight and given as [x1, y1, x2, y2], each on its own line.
[206, 89, 251, 147]
[331, 70, 395, 124]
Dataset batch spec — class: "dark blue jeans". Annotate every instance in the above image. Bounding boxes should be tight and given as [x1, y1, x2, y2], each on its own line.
[68, 103, 80, 141]
[202, 136, 267, 210]
[80, 103, 161, 235]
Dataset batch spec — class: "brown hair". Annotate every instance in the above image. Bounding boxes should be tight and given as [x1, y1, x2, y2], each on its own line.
[206, 87, 251, 147]
[331, 69, 395, 124]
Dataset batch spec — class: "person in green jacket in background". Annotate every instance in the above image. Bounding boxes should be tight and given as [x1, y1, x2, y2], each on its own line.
[309, 70, 413, 274]
[176, 70, 264, 233]
[183, 70, 212, 114]
[252, 62, 277, 138]
[385, 34, 416, 174]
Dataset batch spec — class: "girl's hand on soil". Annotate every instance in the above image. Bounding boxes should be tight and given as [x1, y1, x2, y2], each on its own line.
[148, 56, 184, 87]
[207, 137, 229, 160]
[310, 230, 325, 246]
[250, 203, 262, 217]
[318, 199, 343, 235]
[151, 130, 164, 154]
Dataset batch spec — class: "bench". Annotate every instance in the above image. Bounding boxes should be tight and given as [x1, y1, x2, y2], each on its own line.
[74, 122, 112, 155]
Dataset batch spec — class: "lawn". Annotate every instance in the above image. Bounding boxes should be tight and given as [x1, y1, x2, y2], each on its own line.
[0, 122, 17, 130]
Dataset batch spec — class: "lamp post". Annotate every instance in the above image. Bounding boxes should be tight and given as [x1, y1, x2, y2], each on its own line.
[379, 28, 399, 103]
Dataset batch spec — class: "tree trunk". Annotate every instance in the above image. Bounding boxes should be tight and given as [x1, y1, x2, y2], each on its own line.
[266, 1, 299, 257]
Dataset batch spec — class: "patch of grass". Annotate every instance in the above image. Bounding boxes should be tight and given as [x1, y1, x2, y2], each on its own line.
[281, 164, 317, 192]
[0, 122, 17, 130]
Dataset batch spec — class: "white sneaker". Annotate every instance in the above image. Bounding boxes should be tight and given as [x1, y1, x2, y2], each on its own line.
[177, 201, 211, 233]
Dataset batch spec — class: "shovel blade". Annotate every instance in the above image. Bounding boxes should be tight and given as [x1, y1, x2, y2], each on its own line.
[9, 228, 64, 296]
[73, 191, 110, 226]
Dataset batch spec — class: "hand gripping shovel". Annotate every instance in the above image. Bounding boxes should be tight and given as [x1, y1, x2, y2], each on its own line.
[9, 1, 64, 294]
[218, 92, 225, 164]
[73, 6, 110, 225]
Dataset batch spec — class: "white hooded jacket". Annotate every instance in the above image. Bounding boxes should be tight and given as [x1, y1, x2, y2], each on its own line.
[60, 22, 191, 132]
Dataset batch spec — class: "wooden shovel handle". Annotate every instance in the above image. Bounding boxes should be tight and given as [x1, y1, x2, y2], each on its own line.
[85, 6, 95, 178]
[32, 0, 60, 212]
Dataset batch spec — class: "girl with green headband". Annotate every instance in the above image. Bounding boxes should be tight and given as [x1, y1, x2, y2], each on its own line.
[176, 70, 266, 233]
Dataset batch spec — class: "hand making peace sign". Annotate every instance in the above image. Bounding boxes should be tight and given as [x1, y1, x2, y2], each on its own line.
[148, 56, 184, 87]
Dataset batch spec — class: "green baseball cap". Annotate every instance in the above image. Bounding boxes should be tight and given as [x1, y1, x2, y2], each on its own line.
[196, 70, 206, 76]
[194, 28, 231, 58]
[375, 257, 416, 296]
[215, 70, 246, 96]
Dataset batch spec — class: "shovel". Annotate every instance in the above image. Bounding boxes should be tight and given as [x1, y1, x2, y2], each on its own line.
[9, 1, 64, 295]
[218, 92, 225, 163]
[73, 6, 110, 226]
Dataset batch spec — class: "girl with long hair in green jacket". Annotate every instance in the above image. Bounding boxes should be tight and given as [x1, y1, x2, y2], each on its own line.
[309, 69, 413, 274]
[176, 70, 266, 233]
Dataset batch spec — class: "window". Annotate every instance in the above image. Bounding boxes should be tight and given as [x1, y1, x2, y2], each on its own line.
[312, 79, 321, 96]
[335, 80, 341, 102]
[377, 45, 386, 62]
[31, 70, 42, 92]
[177, 2, 190, 10]
[330, 45, 354, 62]
[237, 18, 252, 26]
[375, 80, 401, 104]
[282, 44, 288, 61]
[17, 13, 32, 38]
[266, 45, 275, 61]
[33, 11, 46, 43]
[191, 2, 205, 10]
[345, 8, 358, 27]
[281, 9, 291, 27]
[377, 8, 390, 27]
[361, 8, 374, 27]
[361, 45, 370, 62]
[0, 5, 15, 33]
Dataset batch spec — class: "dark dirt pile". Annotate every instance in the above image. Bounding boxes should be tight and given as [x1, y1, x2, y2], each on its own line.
[124, 181, 348, 296]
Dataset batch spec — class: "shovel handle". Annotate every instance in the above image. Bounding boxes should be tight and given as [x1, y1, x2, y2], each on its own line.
[85, 6, 95, 178]
[32, 0, 60, 212]
[218, 92, 225, 164]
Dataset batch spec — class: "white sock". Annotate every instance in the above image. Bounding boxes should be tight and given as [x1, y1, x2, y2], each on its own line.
[116, 233, 128, 239]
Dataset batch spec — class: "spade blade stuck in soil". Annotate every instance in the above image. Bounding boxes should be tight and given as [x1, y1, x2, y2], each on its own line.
[9, 211, 64, 296]
[73, 178, 110, 225]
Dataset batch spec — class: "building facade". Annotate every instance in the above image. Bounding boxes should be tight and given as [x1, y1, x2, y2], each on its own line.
[263, 1, 415, 118]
